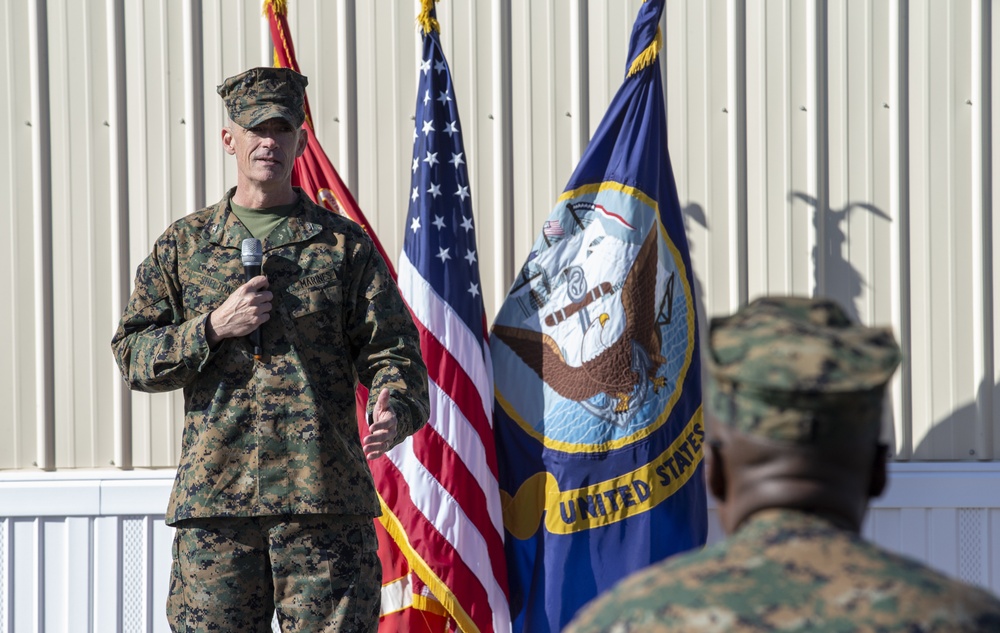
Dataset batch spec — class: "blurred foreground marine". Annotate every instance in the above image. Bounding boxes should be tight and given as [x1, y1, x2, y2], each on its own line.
[565, 296, 1000, 632]
[112, 67, 428, 633]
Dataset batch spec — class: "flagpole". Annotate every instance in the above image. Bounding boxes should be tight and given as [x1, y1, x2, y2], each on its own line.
[806, 0, 829, 298]
[491, 0, 515, 310]
[108, 0, 132, 470]
[260, 1, 273, 67]
[569, 0, 590, 165]
[971, 0, 993, 459]
[888, 0, 912, 458]
[727, 0, 747, 310]
[29, 0, 54, 471]
[183, 0, 205, 213]
[337, 0, 358, 195]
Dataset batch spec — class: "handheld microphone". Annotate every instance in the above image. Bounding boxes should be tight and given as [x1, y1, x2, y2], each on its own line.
[241, 238, 264, 360]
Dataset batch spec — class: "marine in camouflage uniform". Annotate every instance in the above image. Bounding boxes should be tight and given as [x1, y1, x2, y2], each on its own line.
[112, 67, 429, 633]
[565, 296, 1000, 632]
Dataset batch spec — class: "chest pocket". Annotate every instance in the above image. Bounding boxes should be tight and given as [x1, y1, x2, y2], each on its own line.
[286, 280, 345, 338]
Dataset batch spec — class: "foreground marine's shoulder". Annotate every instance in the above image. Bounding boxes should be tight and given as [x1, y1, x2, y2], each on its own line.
[566, 513, 1000, 632]
[854, 541, 1000, 631]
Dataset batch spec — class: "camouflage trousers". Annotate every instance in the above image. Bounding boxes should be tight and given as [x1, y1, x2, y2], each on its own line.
[167, 514, 380, 633]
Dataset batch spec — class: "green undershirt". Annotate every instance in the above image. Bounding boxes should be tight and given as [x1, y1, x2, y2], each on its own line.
[230, 200, 297, 240]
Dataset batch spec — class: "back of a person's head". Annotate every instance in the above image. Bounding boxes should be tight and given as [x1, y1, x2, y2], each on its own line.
[704, 295, 901, 532]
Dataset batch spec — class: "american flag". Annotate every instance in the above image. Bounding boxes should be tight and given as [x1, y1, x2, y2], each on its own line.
[383, 6, 511, 633]
[542, 220, 565, 238]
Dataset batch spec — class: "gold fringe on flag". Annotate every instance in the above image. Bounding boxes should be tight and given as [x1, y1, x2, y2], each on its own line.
[417, 0, 441, 35]
[262, 0, 288, 18]
[626, 26, 662, 78]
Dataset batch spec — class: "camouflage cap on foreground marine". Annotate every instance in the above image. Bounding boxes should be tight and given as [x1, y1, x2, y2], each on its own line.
[217, 67, 308, 129]
[706, 296, 901, 444]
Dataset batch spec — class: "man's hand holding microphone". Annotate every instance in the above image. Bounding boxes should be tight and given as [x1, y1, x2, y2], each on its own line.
[205, 238, 271, 359]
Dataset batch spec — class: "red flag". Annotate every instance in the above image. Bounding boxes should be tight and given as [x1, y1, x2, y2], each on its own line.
[263, 2, 471, 631]
[263, 0, 395, 275]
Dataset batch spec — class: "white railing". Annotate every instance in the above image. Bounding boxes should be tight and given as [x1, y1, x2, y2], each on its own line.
[2, 463, 999, 632]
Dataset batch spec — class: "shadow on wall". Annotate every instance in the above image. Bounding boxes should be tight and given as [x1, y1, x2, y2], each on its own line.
[679, 193, 996, 462]
[910, 379, 998, 462]
[792, 192, 903, 456]
[681, 202, 710, 354]
[790, 191, 891, 323]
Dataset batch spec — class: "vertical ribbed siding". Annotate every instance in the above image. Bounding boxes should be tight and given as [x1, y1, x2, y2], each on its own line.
[907, 0, 979, 461]
[44, 0, 119, 470]
[588, 2, 641, 136]
[674, 0, 735, 321]
[124, 0, 187, 468]
[0, 0, 38, 470]
[6, 0, 1000, 470]
[353, 1, 412, 261]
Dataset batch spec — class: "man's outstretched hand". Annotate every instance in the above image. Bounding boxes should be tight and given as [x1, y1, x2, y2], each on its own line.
[364, 388, 399, 461]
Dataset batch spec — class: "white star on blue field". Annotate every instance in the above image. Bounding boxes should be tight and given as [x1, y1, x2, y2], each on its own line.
[404, 34, 484, 334]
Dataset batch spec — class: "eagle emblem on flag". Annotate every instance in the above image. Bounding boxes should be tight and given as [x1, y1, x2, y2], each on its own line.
[493, 187, 693, 446]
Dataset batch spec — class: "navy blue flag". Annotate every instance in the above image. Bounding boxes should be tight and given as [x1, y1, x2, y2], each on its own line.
[491, 1, 707, 631]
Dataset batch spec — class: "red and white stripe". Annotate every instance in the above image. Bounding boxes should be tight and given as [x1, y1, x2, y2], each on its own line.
[372, 251, 510, 633]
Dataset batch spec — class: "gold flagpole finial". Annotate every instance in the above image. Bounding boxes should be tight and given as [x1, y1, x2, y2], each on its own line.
[417, 0, 441, 35]
[262, 0, 288, 18]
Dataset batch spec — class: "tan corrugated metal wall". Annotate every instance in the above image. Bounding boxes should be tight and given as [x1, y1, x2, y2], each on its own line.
[0, 0, 997, 469]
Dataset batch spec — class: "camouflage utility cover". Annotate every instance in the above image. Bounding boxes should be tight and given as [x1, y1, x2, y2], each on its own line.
[218, 66, 308, 129]
[706, 296, 901, 443]
[111, 188, 429, 525]
[565, 509, 1000, 633]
